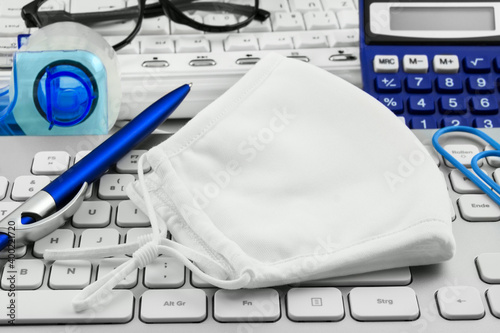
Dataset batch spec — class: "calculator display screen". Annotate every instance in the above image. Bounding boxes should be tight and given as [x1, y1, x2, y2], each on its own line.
[390, 7, 495, 31]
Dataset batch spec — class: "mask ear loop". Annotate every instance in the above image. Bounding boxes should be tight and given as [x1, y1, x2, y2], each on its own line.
[60, 153, 250, 312]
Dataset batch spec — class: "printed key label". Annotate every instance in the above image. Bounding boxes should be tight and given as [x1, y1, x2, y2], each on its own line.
[377, 298, 394, 305]
[164, 300, 187, 306]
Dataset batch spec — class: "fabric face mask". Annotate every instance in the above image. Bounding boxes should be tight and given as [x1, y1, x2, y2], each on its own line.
[46, 53, 455, 311]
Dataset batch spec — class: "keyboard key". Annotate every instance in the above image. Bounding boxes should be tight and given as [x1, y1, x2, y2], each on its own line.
[322, 0, 356, 11]
[293, 33, 328, 49]
[72, 201, 111, 228]
[349, 287, 419, 321]
[373, 55, 399, 73]
[170, 15, 203, 34]
[141, 289, 207, 323]
[204, 14, 238, 26]
[11, 175, 50, 201]
[98, 174, 135, 200]
[378, 96, 403, 114]
[449, 169, 482, 194]
[336, 10, 358, 29]
[0, 37, 18, 55]
[31, 151, 70, 175]
[144, 257, 185, 288]
[104, 37, 140, 54]
[406, 75, 432, 93]
[374, 75, 401, 93]
[71, 0, 126, 13]
[302, 267, 411, 286]
[0, 18, 30, 37]
[125, 227, 152, 244]
[0, 177, 7, 200]
[433, 55, 459, 73]
[303, 11, 339, 30]
[410, 117, 437, 129]
[464, 56, 491, 73]
[0, 245, 26, 259]
[94, 21, 136, 37]
[476, 253, 500, 283]
[116, 150, 151, 173]
[260, 0, 290, 12]
[470, 96, 499, 115]
[1, 259, 45, 290]
[238, 18, 273, 32]
[191, 272, 215, 288]
[485, 145, 500, 167]
[403, 55, 428, 73]
[224, 35, 259, 52]
[33, 229, 75, 258]
[436, 286, 484, 320]
[80, 229, 120, 248]
[487, 286, 500, 318]
[176, 37, 211, 53]
[140, 37, 175, 54]
[0, 0, 31, 17]
[468, 76, 495, 94]
[98, 258, 137, 288]
[328, 29, 358, 47]
[439, 97, 466, 115]
[214, 289, 280, 322]
[458, 194, 500, 222]
[0, 290, 133, 324]
[408, 96, 435, 114]
[287, 288, 344, 322]
[49, 260, 92, 289]
[289, 0, 323, 12]
[436, 75, 463, 93]
[139, 16, 170, 35]
[443, 144, 481, 168]
[474, 117, 500, 128]
[272, 12, 305, 31]
[75, 150, 91, 164]
[117, 200, 150, 227]
[259, 35, 294, 50]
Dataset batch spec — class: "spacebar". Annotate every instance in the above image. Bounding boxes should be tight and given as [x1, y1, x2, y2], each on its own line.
[0, 290, 133, 324]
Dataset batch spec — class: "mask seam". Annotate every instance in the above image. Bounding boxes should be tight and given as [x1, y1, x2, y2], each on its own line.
[166, 55, 285, 158]
[255, 217, 451, 267]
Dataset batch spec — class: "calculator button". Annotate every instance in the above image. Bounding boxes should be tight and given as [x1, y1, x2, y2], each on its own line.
[436, 76, 463, 94]
[494, 57, 500, 73]
[408, 96, 435, 114]
[439, 97, 466, 115]
[463, 56, 491, 73]
[441, 117, 468, 128]
[373, 55, 399, 73]
[375, 75, 401, 93]
[403, 55, 428, 73]
[473, 117, 500, 128]
[378, 96, 403, 114]
[470, 96, 499, 115]
[433, 55, 459, 74]
[410, 117, 437, 129]
[405, 75, 432, 93]
[467, 76, 495, 94]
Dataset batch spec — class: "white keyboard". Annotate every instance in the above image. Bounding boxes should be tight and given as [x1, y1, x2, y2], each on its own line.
[1, 129, 500, 332]
[0, 0, 361, 119]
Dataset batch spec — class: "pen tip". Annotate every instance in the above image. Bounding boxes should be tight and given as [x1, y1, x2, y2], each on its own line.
[188, 82, 193, 88]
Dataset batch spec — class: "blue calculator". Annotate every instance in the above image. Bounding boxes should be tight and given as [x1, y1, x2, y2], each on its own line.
[360, 0, 500, 129]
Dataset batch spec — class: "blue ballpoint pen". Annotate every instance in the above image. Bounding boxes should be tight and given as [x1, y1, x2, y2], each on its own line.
[0, 83, 191, 251]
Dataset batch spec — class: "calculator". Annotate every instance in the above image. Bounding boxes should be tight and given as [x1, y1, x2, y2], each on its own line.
[360, 0, 500, 129]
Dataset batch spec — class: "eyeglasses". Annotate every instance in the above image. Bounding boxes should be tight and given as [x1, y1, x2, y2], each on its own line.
[22, 0, 270, 52]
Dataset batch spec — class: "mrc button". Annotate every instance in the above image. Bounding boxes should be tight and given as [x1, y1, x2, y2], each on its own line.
[373, 55, 399, 73]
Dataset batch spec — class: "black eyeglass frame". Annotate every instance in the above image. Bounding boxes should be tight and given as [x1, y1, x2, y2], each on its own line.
[21, 0, 269, 50]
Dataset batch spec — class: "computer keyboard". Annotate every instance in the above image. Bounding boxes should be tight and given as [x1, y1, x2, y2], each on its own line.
[0, 0, 362, 120]
[1, 129, 500, 332]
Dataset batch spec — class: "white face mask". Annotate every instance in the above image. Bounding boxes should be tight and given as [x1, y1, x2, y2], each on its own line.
[46, 53, 455, 311]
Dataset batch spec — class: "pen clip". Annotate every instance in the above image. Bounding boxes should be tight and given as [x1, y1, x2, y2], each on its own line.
[1, 183, 88, 248]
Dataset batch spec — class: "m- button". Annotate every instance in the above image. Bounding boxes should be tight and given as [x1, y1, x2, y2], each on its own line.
[433, 55, 459, 73]
[373, 55, 399, 73]
[403, 55, 428, 73]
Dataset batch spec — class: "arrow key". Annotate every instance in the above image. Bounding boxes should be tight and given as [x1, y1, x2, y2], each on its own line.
[436, 286, 485, 320]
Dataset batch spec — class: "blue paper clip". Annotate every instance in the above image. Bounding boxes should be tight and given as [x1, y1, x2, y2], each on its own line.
[433, 126, 500, 206]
